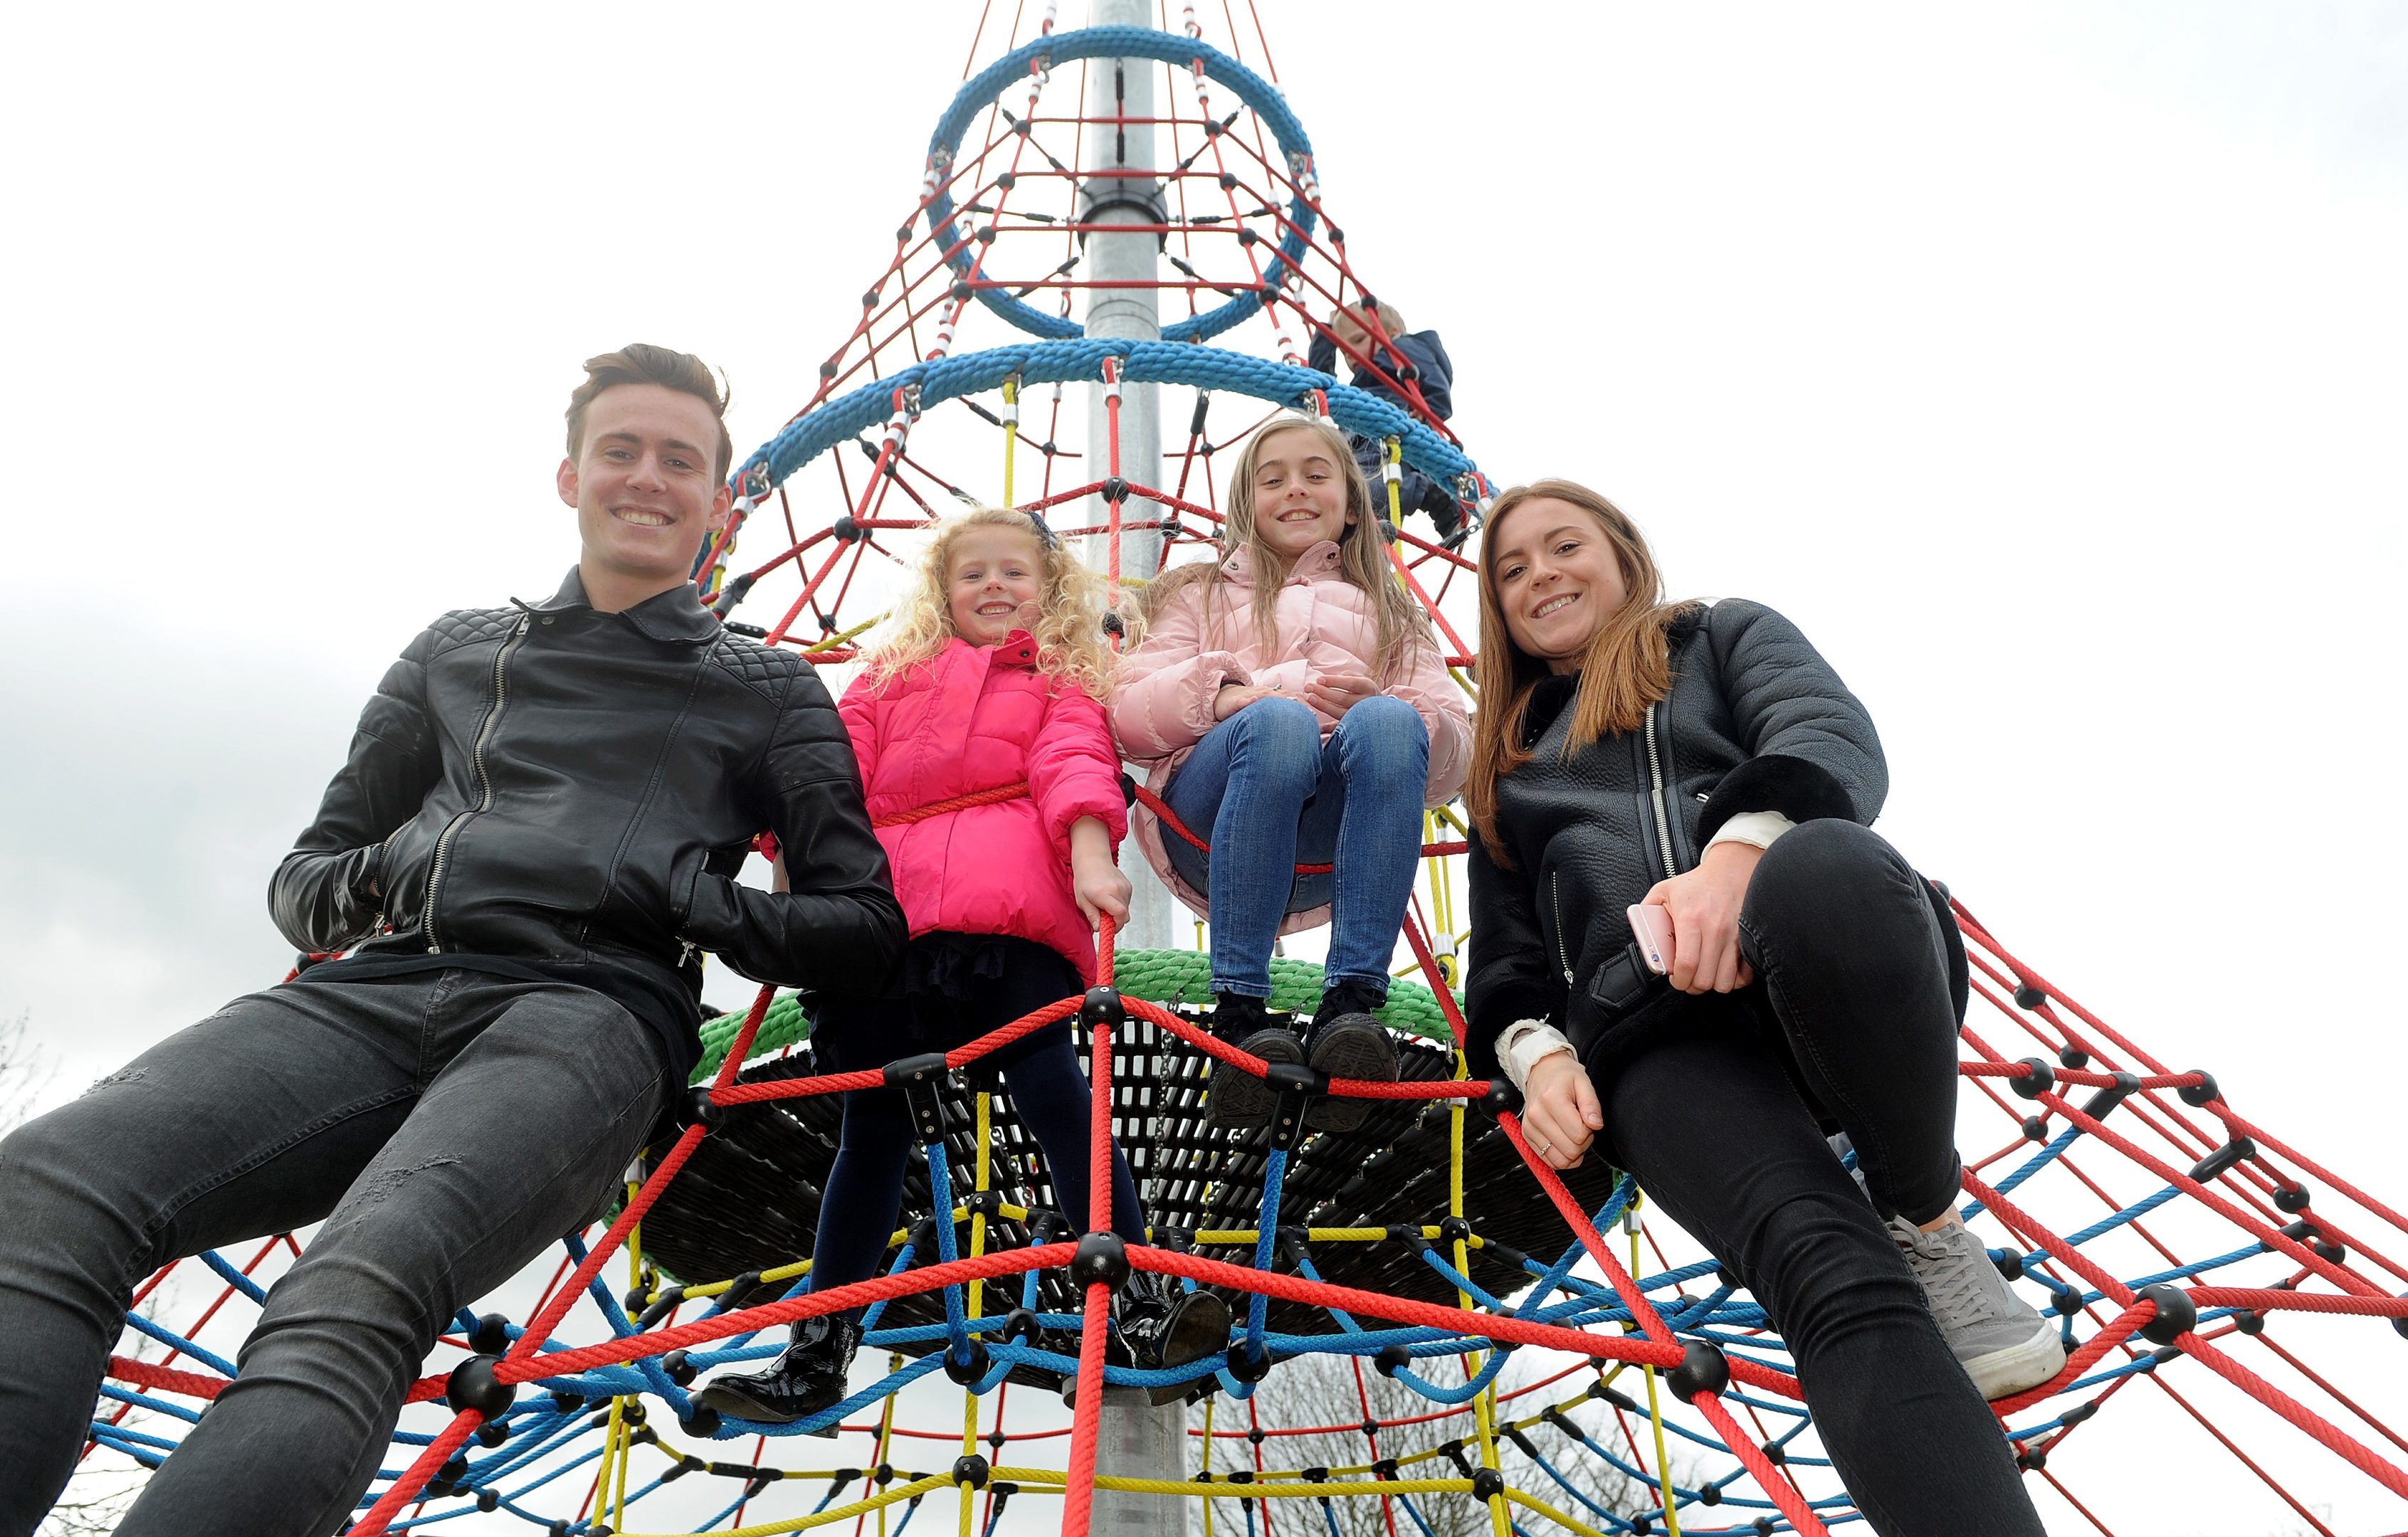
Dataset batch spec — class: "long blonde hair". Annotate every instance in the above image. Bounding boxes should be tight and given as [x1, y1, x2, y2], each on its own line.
[863, 506, 1120, 699]
[1464, 479, 1699, 863]
[1140, 416, 1430, 680]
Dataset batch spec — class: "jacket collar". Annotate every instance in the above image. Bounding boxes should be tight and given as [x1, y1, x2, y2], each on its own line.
[520, 568, 722, 645]
[1218, 539, 1344, 588]
[942, 630, 1039, 670]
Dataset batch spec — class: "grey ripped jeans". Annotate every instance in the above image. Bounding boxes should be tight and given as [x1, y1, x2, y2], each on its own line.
[0, 968, 668, 1537]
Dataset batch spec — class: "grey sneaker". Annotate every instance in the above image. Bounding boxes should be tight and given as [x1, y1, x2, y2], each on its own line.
[1886, 1215, 2066, 1400]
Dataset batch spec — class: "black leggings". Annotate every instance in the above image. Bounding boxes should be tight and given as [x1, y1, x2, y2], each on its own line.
[808, 1019, 1144, 1313]
[1596, 820, 2044, 1536]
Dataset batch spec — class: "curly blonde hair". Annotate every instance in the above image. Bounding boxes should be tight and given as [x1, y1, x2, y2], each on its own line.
[861, 506, 1122, 700]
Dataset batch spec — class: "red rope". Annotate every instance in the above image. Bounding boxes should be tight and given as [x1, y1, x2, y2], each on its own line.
[873, 781, 1031, 828]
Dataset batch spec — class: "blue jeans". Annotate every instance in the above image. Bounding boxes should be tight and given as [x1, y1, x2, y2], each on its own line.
[1162, 694, 1428, 998]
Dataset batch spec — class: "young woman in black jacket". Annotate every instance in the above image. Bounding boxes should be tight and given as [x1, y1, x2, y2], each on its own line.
[1462, 479, 2055, 1536]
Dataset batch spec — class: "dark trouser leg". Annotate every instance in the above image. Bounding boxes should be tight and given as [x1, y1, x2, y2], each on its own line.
[1600, 1029, 2041, 1536]
[806, 1087, 918, 1311]
[112, 976, 665, 1537]
[1738, 819, 1966, 1225]
[997, 1024, 1145, 1242]
[0, 982, 426, 1537]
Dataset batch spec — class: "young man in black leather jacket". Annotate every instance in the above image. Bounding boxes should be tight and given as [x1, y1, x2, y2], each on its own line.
[0, 344, 906, 1537]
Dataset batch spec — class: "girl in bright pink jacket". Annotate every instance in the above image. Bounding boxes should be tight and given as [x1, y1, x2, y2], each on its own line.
[695, 507, 1227, 1428]
[1113, 417, 1471, 1134]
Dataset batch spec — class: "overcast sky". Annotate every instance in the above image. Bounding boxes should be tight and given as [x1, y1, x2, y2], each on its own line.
[6, 3, 2404, 1532]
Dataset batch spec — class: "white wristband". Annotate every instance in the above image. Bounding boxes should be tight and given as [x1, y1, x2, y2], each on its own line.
[1498, 1018, 1576, 1093]
[1706, 809, 1796, 852]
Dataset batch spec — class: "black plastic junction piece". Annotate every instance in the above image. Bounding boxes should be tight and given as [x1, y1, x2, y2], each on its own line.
[1100, 475, 1131, 505]
[2021, 1116, 2050, 1142]
[1697, 1484, 1722, 1506]
[1071, 1230, 1130, 1289]
[954, 1454, 990, 1490]
[680, 1403, 720, 1439]
[468, 1311, 512, 1356]
[2393, 1294, 2408, 1342]
[2009, 1057, 2055, 1101]
[2057, 1047, 2091, 1070]
[2179, 1069, 2222, 1107]
[1438, 1215, 1473, 1247]
[710, 571, 757, 618]
[1265, 1062, 1324, 1152]
[681, 1085, 725, 1131]
[1760, 1440, 1787, 1466]
[1002, 1307, 1044, 1346]
[2012, 983, 2048, 1011]
[1371, 1457, 1400, 1480]
[1587, 1378, 1641, 1413]
[1481, 1078, 1523, 1118]
[2233, 1307, 2266, 1336]
[943, 1339, 992, 1385]
[1471, 1468, 1506, 1501]
[1755, 1520, 1779, 1536]
[1302, 1465, 1331, 1484]
[2016, 1447, 2048, 1472]
[2274, 1182, 2313, 1214]
[662, 1349, 695, 1387]
[428, 1452, 469, 1498]
[1993, 1248, 2026, 1282]
[636, 1287, 687, 1331]
[476, 1419, 510, 1447]
[2052, 1286, 2086, 1317]
[476, 1489, 501, 1512]
[2138, 1283, 2197, 1346]
[1101, 611, 1125, 638]
[446, 1354, 516, 1420]
[1229, 1342, 1274, 1384]
[884, 1052, 952, 1143]
[1079, 986, 1126, 1030]
[2188, 1136, 2257, 1184]
[2081, 1071, 2144, 1121]
[1666, 1340, 1730, 1400]
[1368, 1343, 1411, 1378]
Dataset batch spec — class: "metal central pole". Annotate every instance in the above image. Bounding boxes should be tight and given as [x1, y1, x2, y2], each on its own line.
[1078, 10, 1188, 1531]
[1081, 0, 1171, 960]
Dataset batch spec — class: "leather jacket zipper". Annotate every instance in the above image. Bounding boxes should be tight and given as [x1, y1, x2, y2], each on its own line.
[1550, 872, 1574, 986]
[423, 614, 531, 952]
[1643, 703, 1678, 881]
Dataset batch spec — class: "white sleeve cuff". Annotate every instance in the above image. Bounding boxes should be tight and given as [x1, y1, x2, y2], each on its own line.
[1707, 809, 1797, 852]
[1498, 1018, 1576, 1093]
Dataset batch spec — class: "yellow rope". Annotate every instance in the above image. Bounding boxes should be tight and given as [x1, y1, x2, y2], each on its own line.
[960, 1092, 992, 1537]
[1001, 376, 1019, 507]
[1630, 1203, 1682, 1536]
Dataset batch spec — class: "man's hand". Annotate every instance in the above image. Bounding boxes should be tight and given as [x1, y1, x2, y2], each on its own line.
[1302, 671, 1383, 720]
[1068, 816, 1132, 930]
[1643, 840, 1763, 995]
[1521, 1051, 1604, 1170]
[1214, 682, 1276, 721]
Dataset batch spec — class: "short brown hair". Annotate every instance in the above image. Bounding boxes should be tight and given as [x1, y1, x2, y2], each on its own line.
[565, 344, 734, 482]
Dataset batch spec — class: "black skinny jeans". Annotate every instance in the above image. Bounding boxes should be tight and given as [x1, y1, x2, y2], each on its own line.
[809, 1018, 1145, 1311]
[1593, 820, 2043, 1536]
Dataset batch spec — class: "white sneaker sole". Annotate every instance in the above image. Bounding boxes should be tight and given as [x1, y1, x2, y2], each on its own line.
[1963, 1318, 2068, 1400]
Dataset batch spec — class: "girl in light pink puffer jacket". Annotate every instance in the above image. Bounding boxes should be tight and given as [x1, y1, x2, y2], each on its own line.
[1113, 418, 1471, 1133]
[695, 508, 1227, 1427]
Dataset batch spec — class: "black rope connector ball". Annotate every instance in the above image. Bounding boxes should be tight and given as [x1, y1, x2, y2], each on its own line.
[1002, 1307, 1043, 1346]
[476, 1419, 511, 1447]
[1480, 1079, 1521, 1118]
[2016, 1447, 2047, 1472]
[445, 1354, 516, 1420]
[2179, 1069, 2221, 1107]
[1079, 986, 1126, 1030]
[1374, 1343, 1412, 1378]
[2013, 983, 2048, 1010]
[682, 1085, 725, 1131]
[1101, 611, 1125, 638]
[680, 1403, 720, 1439]
[954, 1454, 990, 1490]
[662, 1349, 695, 1387]
[477, 1488, 501, 1513]
[1100, 475, 1131, 505]
[1470, 1468, 1506, 1501]
[1665, 1340, 1730, 1401]
[943, 1339, 992, 1385]
[468, 1311, 512, 1356]
[1437, 1215, 1473, 1246]
[1228, 1342, 1274, 1384]
[2009, 1057, 2056, 1101]
[832, 514, 861, 544]
[1071, 1231, 1129, 1290]
[2274, 1182, 2313, 1214]
[1697, 1484, 1721, 1506]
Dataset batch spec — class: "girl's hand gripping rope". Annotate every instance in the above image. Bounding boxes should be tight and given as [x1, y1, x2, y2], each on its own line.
[1068, 815, 1131, 930]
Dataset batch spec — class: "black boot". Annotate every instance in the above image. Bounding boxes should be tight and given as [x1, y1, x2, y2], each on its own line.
[1118, 1271, 1236, 1407]
[690, 1311, 861, 1427]
[1301, 978, 1399, 1132]
[1206, 992, 1303, 1129]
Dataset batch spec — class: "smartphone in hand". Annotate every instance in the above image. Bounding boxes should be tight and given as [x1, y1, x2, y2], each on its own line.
[1627, 903, 1675, 975]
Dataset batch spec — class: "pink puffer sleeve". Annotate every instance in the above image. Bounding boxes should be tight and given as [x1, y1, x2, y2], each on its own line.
[1390, 636, 1471, 807]
[1028, 682, 1130, 854]
[1108, 582, 1251, 759]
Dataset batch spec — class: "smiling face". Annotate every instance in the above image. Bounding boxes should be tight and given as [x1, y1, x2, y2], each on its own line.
[1487, 495, 1632, 672]
[945, 525, 1046, 646]
[1247, 425, 1357, 559]
[557, 382, 732, 608]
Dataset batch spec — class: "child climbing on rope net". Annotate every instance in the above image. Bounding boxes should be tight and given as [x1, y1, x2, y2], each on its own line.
[1112, 417, 1471, 1131]
[1305, 298, 1469, 544]
[693, 507, 1229, 1424]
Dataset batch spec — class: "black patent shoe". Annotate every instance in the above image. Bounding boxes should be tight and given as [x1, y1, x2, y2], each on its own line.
[690, 1312, 861, 1427]
[1302, 981, 1399, 1132]
[1206, 993, 1304, 1129]
[1119, 1272, 1236, 1407]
